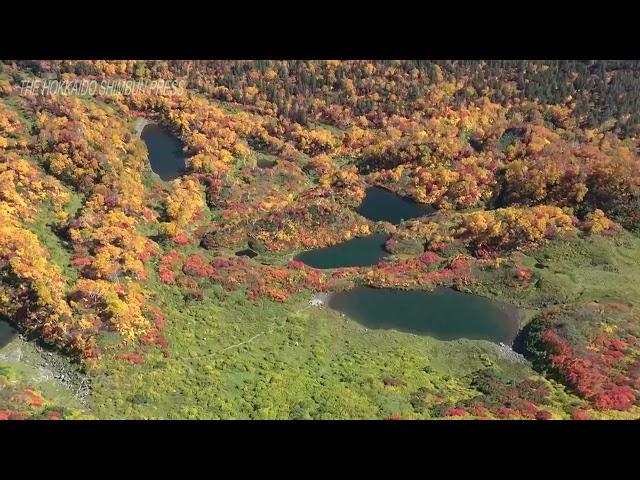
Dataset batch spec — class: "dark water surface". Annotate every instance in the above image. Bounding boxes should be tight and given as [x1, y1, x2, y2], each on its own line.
[236, 249, 259, 258]
[296, 187, 434, 269]
[0, 320, 17, 349]
[141, 123, 186, 181]
[329, 286, 523, 345]
[356, 186, 434, 224]
[294, 234, 389, 269]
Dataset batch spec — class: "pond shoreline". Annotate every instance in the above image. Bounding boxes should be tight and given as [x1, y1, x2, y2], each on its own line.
[356, 185, 434, 224]
[320, 285, 524, 345]
[295, 233, 389, 269]
[135, 117, 153, 139]
[138, 119, 186, 181]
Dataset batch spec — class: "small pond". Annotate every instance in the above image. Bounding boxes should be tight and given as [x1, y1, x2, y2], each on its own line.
[0, 319, 17, 349]
[294, 234, 389, 269]
[356, 186, 434, 224]
[236, 249, 259, 258]
[141, 123, 186, 181]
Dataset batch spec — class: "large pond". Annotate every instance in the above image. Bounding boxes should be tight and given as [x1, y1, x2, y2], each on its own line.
[356, 186, 434, 224]
[141, 123, 186, 181]
[329, 286, 523, 345]
[294, 233, 389, 269]
[0, 319, 17, 349]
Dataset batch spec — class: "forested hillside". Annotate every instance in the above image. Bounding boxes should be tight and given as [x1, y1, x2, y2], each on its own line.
[1, 60, 639, 420]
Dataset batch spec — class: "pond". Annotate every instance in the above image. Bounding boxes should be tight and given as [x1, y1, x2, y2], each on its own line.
[236, 249, 259, 258]
[356, 186, 434, 224]
[141, 123, 186, 181]
[328, 286, 523, 345]
[294, 233, 389, 269]
[0, 319, 17, 349]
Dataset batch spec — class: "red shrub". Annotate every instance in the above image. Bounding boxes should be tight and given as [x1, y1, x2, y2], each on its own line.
[142, 207, 156, 222]
[449, 255, 471, 271]
[419, 251, 440, 265]
[173, 234, 190, 245]
[139, 333, 155, 346]
[138, 240, 159, 262]
[161, 250, 182, 267]
[535, 410, 553, 420]
[0, 410, 14, 421]
[495, 407, 519, 419]
[467, 405, 489, 418]
[520, 410, 537, 419]
[115, 352, 145, 365]
[384, 237, 397, 252]
[139, 330, 169, 350]
[182, 253, 214, 277]
[444, 407, 467, 417]
[288, 260, 306, 270]
[515, 267, 532, 282]
[211, 258, 231, 269]
[159, 266, 175, 284]
[0, 410, 27, 420]
[155, 335, 169, 349]
[71, 256, 93, 267]
[594, 386, 636, 411]
[177, 276, 199, 289]
[148, 307, 167, 330]
[22, 389, 45, 407]
[571, 410, 591, 420]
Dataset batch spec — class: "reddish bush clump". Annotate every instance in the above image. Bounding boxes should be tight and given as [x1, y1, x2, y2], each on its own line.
[148, 307, 167, 330]
[115, 352, 145, 365]
[515, 267, 532, 285]
[593, 386, 636, 411]
[0, 410, 26, 420]
[495, 407, 519, 419]
[0, 410, 14, 421]
[444, 407, 467, 417]
[182, 253, 214, 277]
[159, 266, 175, 284]
[288, 260, 306, 269]
[535, 310, 640, 412]
[467, 405, 489, 418]
[535, 410, 553, 420]
[173, 234, 190, 245]
[571, 410, 591, 420]
[419, 251, 440, 265]
[21, 389, 45, 407]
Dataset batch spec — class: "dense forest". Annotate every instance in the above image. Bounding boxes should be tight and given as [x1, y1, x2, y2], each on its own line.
[1, 60, 639, 420]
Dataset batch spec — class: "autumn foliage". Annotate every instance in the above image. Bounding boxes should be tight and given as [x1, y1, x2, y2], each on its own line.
[2, 60, 640, 419]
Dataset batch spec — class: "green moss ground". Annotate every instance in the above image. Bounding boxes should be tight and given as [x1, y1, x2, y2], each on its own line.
[470, 232, 640, 309]
[85, 273, 566, 419]
[80, 230, 640, 419]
